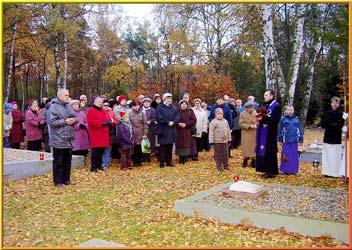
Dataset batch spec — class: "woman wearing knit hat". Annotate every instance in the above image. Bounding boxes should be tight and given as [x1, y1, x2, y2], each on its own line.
[142, 97, 156, 162]
[191, 98, 208, 160]
[129, 100, 148, 167]
[117, 110, 135, 170]
[151, 94, 162, 110]
[239, 102, 257, 168]
[113, 95, 131, 122]
[155, 93, 179, 168]
[71, 100, 90, 162]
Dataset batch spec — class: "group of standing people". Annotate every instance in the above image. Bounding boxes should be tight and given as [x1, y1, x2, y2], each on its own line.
[3, 88, 348, 187]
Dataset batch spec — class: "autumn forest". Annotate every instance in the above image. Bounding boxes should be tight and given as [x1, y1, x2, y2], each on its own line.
[3, 3, 348, 124]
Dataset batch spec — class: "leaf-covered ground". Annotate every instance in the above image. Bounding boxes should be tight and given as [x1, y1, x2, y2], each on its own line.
[3, 129, 349, 247]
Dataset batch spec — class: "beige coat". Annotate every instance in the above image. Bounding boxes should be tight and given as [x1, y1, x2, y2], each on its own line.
[209, 118, 231, 144]
[239, 110, 257, 157]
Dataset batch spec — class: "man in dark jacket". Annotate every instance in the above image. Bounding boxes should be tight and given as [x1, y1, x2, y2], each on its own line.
[156, 93, 179, 168]
[48, 89, 78, 187]
[321, 96, 346, 177]
[255, 89, 281, 178]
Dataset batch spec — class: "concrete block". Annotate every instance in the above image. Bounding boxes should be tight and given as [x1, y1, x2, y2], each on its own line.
[78, 239, 124, 247]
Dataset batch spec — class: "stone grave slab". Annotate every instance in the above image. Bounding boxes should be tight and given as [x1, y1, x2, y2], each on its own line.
[3, 148, 85, 180]
[78, 239, 124, 247]
[174, 182, 348, 243]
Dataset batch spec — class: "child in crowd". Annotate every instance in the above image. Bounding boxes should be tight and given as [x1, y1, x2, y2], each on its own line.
[278, 105, 304, 175]
[209, 108, 231, 171]
[117, 111, 135, 170]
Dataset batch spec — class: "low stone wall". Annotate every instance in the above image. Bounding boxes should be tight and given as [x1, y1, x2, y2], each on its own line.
[3, 149, 85, 180]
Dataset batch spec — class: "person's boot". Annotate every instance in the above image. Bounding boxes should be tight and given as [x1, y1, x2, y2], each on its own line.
[242, 158, 248, 167]
[250, 158, 256, 168]
[159, 162, 165, 168]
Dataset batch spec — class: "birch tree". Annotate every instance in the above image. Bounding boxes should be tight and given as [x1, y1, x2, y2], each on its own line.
[287, 5, 306, 105]
[4, 6, 18, 102]
[261, 4, 286, 99]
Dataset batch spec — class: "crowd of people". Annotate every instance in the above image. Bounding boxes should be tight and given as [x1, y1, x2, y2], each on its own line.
[3, 89, 348, 187]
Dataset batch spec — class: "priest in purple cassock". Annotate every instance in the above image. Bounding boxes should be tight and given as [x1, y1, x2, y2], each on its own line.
[255, 90, 281, 178]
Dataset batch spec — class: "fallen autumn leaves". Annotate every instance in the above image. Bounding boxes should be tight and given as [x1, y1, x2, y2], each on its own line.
[3, 129, 348, 247]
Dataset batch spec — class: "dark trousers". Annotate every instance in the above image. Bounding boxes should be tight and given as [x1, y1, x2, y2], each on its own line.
[11, 142, 21, 149]
[27, 140, 42, 151]
[231, 129, 241, 149]
[53, 148, 72, 185]
[214, 143, 229, 170]
[142, 153, 151, 162]
[132, 144, 142, 166]
[201, 132, 210, 151]
[91, 147, 105, 171]
[111, 143, 120, 159]
[121, 149, 132, 169]
[159, 144, 173, 164]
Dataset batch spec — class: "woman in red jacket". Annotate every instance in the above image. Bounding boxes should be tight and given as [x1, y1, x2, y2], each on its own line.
[10, 101, 24, 149]
[86, 96, 111, 172]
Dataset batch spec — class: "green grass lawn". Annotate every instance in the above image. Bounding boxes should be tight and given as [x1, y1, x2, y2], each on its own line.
[3, 129, 348, 247]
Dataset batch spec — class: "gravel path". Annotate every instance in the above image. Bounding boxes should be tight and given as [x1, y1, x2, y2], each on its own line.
[3, 148, 53, 162]
[198, 184, 348, 223]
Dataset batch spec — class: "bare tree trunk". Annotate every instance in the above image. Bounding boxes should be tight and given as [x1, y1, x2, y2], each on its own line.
[12, 49, 18, 101]
[287, 5, 306, 105]
[261, 4, 285, 99]
[62, 32, 68, 89]
[5, 14, 17, 102]
[53, 35, 61, 90]
[301, 40, 321, 125]
[25, 64, 29, 100]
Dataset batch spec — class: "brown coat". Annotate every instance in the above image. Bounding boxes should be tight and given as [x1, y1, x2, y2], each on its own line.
[239, 110, 257, 157]
[176, 108, 197, 150]
[129, 110, 148, 145]
[209, 118, 231, 144]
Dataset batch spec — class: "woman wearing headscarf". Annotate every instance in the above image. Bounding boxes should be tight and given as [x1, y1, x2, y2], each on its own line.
[9, 101, 24, 149]
[176, 99, 197, 164]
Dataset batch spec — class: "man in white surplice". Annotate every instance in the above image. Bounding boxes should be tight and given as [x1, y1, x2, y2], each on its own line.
[321, 96, 348, 178]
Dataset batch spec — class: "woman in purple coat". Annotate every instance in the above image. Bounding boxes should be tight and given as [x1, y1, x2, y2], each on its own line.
[141, 97, 156, 162]
[70, 100, 90, 159]
[25, 100, 44, 151]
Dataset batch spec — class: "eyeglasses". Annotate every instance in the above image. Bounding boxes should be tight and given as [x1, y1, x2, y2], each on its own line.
[103, 104, 109, 106]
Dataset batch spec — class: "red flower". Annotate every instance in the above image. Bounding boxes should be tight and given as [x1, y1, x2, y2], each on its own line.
[233, 176, 239, 182]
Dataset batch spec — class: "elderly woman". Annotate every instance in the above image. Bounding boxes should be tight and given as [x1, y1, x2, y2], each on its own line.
[155, 93, 179, 168]
[176, 100, 197, 164]
[9, 101, 24, 149]
[239, 101, 257, 167]
[129, 100, 148, 167]
[86, 96, 111, 172]
[142, 97, 156, 162]
[25, 100, 45, 151]
[191, 98, 207, 159]
[71, 100, 90, 160]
